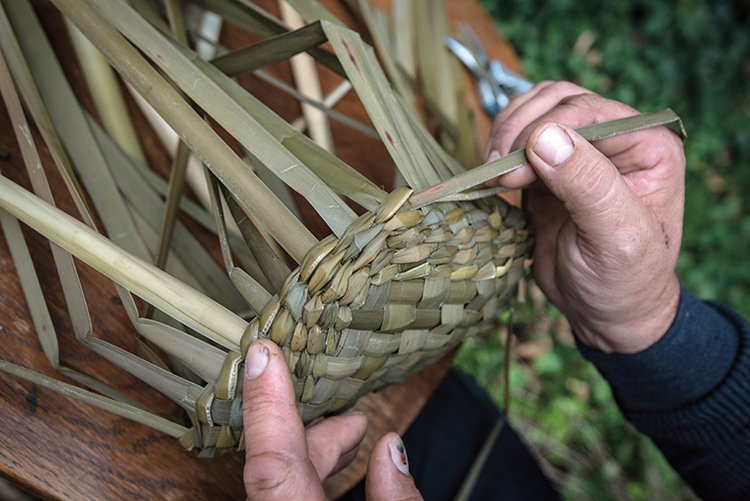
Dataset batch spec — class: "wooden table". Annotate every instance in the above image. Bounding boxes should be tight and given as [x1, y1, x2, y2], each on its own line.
[0, 1, 521, 499]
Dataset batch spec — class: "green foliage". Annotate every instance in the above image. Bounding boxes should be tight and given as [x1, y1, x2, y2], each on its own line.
[456, 0, 749, 498]
[457, 302, 693, 499]
[483, 0, 750, 313]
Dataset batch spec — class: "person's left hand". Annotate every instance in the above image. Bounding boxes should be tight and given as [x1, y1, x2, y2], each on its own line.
[242, 340, 423, 500]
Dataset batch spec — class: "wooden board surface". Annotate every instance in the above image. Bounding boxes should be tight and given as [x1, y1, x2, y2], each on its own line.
[0, 1, 521, 499]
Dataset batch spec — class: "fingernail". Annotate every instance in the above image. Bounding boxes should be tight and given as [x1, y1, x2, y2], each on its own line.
[486, 149, 501, 163]
[389, 436, 410, 476]
[533, 124, 573, 166]
[245, 343, 269, 380]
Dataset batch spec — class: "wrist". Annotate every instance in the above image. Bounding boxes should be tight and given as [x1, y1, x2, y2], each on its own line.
[571, 274, 681, 354]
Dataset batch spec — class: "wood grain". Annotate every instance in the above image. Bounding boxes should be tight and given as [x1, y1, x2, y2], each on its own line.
[0, 1, 521, 499]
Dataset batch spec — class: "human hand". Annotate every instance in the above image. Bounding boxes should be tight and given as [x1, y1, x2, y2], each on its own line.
[242, 340, 423, 500]
[485, 82, 685, 353]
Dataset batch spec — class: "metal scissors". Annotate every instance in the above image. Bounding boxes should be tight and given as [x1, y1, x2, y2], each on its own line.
[446, 23, 533, 117]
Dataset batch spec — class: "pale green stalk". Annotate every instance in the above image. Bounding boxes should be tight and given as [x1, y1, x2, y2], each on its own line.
[191, 0, 342, 74]
[323, 21, 441, 189]
[50, 0, 317, 262]
[186, 47, 387, 211]
[280, 1, 334, 153]
[66, 20, 147, 163]
[83, 0, 356, 238]
[0, 176, 248, 349]
[4, 0, 153, 261]
[0, 360, 188, 438]
[410, 109, 686, 206]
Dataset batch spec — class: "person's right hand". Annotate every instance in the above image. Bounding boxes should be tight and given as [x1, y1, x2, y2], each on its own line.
[485, 82, 686, 354]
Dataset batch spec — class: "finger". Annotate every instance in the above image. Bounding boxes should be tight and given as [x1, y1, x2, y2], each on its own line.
[486, 82, 595, 189]
[484, 80, 556, 159]
[524, 188, 568, 303]
[496, 80, 557, 125]
[488, 81, 593, 157]
[525, 122, 655, 270]
[243, 340, 323, 500]
[305, 412, 368, 480]
[515, 92, 682, 173]
[491, 92, 642, 190]
[365, 433, 423, 501]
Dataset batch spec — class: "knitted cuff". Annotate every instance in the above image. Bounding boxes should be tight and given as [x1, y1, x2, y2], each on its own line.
[578, 286, 741, 414]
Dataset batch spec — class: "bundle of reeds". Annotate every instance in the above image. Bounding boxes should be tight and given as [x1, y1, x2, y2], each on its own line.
[0, 0, 683, 457]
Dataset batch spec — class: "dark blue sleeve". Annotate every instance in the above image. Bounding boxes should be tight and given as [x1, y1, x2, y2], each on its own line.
[579, 287, 750, 500]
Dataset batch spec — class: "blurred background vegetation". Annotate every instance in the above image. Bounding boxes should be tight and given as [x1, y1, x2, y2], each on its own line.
[456, 0, 750, 499]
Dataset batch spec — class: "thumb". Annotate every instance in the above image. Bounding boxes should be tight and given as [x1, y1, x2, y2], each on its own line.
[242, 340, 323, 500]
[365, 433, 423, 501]
[526, 123, 652, 263]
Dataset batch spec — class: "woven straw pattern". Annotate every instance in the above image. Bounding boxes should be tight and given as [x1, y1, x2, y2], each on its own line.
[182, 187, 530, 455]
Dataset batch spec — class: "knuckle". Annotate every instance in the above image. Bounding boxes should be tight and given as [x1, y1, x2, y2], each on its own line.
[549, 81, 588, 98]
[558, 92, 603, 114]
[536, 79, 557, 88]
[656, 132, 686, 168]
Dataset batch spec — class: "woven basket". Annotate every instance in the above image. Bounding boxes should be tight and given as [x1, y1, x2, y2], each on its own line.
[181, 188, 529, 453]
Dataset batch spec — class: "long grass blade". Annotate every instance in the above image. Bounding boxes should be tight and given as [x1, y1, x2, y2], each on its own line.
[134, 318, 225, 385]
[192, 0, 343, 75]
[85, 0, 356, 237]
[410, 109, 686, 206]
[280, 3, 334, 153]
[212, 21, 330, 76]
[225, 190, 291, 293]
[0, 176, 248, 349]
[165, 0, 190, 45]
[154, 0, 195, 280]
[90, 117, 247, 311]
[5, 0, 153, 261]
[66, 21, 147, 163]
[0, 206, 62, 366]
[206, 171, 274, 315]
[0, 360, 188, 438]
[392, 0, 416, 79]
[83, 338, 204, 412]
[344, 0, 414, 108]
[51, 0, 317, 263]
[323, 21, 441, 189]
[154, 141, 190, 271]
